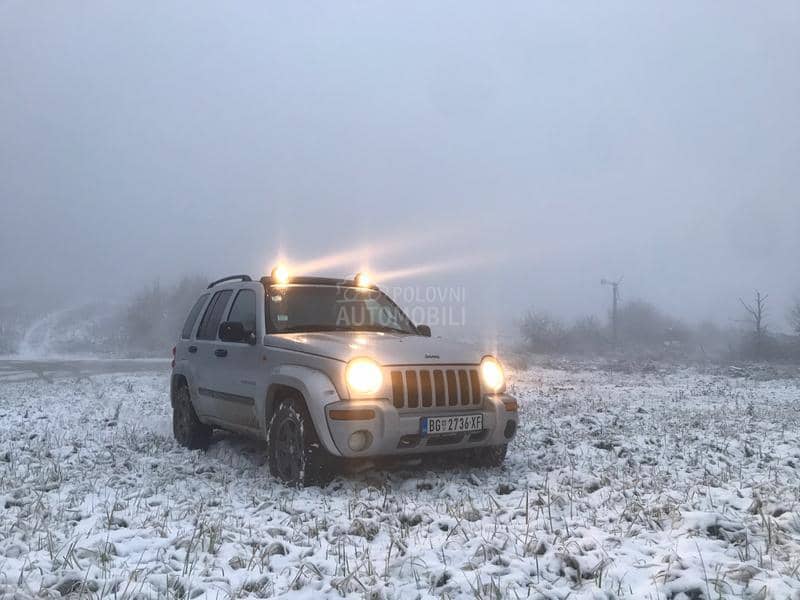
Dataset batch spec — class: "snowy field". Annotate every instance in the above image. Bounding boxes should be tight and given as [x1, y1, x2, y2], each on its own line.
[1, 363, 800, 599]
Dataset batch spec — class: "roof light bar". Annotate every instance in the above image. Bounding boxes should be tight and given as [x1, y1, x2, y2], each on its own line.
[354, 272, 371, 288]
[271, 265, 290, 285]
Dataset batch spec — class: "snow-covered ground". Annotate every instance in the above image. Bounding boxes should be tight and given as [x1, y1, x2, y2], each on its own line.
[1, 364, 800, 599]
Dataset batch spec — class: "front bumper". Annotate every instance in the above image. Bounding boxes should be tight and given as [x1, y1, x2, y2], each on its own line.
[324, 394, 518, 458]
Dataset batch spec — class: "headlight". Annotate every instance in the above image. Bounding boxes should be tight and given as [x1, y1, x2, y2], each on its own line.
[480, 356, 505, 392]
[346, 357, 383, 395]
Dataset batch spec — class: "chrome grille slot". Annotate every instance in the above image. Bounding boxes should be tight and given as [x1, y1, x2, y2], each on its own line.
[433, 370, 445, 407]
[389, 367, 481, 410]
[420, 371, 433, 407]
[458, 370, 470, 406]
[469, 370, 481, 404]
[391, 371, 404, 409]
[405, 370, 419, 408]
[446, 370, 458, 406]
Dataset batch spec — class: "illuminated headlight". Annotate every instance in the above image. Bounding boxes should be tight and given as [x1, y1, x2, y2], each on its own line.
[346, 357, 383, 395]
[480, 356, 505, 392]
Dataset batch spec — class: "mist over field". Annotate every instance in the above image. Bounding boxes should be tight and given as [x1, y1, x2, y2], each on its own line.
[4, 6, 800, 599]
[1, 1, 799, 355]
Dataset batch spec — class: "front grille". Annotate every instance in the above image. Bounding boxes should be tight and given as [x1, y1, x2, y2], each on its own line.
[390, 367, 482, 410]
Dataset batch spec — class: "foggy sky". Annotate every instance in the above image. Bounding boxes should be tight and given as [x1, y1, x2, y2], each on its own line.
[2, 1, 799, 333]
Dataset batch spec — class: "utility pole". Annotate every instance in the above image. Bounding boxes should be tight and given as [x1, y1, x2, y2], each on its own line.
[601, 277, 622, 346]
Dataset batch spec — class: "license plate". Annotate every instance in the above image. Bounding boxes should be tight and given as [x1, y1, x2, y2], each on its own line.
[421, 414, 483, 436]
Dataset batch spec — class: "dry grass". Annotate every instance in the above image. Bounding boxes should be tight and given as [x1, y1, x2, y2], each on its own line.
[0, 366, 799, 599]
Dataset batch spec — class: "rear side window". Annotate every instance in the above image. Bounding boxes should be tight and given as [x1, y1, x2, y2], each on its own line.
[196, 290, 232, 340]
[181, 294, 209, 339]
[227, 289, 257, 336]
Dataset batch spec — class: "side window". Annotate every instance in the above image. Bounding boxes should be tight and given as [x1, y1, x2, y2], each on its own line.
[181, 294, 209, 339]
[227, 289, 257, 337]
[196, 290, 232, 340]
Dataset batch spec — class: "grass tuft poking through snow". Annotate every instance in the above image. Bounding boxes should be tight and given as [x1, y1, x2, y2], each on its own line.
[1, 366, 800, 598]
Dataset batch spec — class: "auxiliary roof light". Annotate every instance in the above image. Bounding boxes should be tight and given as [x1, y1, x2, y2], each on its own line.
[271, 265, 290, 286]
[354, 272, 371, 288]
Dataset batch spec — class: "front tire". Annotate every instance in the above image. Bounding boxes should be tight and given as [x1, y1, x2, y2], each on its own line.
[268, 398, 331, 487]
[172, 385, 212, 450]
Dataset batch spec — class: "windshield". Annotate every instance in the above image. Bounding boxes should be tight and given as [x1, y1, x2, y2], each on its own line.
[267, 284, 419, 334]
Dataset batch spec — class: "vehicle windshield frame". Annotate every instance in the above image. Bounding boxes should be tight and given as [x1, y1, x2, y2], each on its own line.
[263, 283, 420, 335]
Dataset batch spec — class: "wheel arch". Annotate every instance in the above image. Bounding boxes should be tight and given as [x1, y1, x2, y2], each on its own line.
[170, 373, 189, 407]
[266, 383, 305, 421]
[260, 367, 342, 457]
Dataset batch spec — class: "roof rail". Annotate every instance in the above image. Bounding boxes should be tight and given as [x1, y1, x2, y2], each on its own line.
[207, 274, 252, 289]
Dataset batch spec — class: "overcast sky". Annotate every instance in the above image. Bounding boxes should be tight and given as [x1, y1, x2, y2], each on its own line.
[1, 1, 798, 332]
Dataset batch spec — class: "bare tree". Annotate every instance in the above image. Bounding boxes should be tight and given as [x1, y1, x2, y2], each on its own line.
[739, 290, 768, 357]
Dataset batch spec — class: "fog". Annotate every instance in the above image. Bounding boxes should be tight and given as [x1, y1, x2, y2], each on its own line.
[2, 1, 799, 338]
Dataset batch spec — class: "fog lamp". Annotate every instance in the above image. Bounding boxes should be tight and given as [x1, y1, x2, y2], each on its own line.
[348, 430, 372, 452]
[504, 420, 517, 439]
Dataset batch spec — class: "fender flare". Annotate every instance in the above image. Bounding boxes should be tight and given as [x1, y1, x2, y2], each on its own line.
[261, 365, 343, 457]
[170, 370, 190, 407]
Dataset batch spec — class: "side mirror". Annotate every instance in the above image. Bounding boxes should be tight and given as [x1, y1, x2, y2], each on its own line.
[219, 321, 247, 343]
[417, 324, 432, 337]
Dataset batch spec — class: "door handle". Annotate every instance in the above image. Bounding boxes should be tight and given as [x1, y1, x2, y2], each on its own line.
[188, 346, 198, 353]
[214, 348, 228, 358]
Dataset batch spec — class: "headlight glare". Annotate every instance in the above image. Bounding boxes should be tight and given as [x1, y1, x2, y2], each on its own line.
[346, 357, 383, 395]
[480, 356, 505, 392]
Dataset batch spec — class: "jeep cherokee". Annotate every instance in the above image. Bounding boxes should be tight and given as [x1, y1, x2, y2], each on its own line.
[170, 270, 519, 486]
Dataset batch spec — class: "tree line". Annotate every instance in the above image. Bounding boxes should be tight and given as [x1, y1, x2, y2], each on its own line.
[519, 291, 800, 362]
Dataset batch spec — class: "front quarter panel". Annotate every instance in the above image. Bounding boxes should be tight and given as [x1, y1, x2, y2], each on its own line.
[261, 362, 345, 456]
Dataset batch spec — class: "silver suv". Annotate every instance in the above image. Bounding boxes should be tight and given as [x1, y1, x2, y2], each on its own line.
[170, 271, 519, 486]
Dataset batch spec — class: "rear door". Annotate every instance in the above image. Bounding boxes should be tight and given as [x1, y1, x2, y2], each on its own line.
[213, 288, 262, 431]
[192, 288, 233, 421]
[176, 292, 209, 363]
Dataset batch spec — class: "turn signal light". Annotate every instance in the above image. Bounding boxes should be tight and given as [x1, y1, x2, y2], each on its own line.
[329, 409, 376, 421]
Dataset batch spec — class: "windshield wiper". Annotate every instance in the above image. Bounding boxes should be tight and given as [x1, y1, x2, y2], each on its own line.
[281, 325, 354, 333]
[280, 324, 415, 335]
[357, 324, 415, 334]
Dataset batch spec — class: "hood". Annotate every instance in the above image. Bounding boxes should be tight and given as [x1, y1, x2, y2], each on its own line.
[264, 331, 485, 365]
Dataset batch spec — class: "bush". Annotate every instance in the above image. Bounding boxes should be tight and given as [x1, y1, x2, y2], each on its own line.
[615, 300, 689, 348]
[519, 312, 611, 355]
[567, 315, 608, 355]
[519, 311, 568, 354]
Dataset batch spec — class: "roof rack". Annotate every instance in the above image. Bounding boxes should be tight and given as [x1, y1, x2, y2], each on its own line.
[207, 274, 252, 289]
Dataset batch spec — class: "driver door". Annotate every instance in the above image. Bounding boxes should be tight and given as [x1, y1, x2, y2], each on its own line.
[215, 288, 262, 432]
